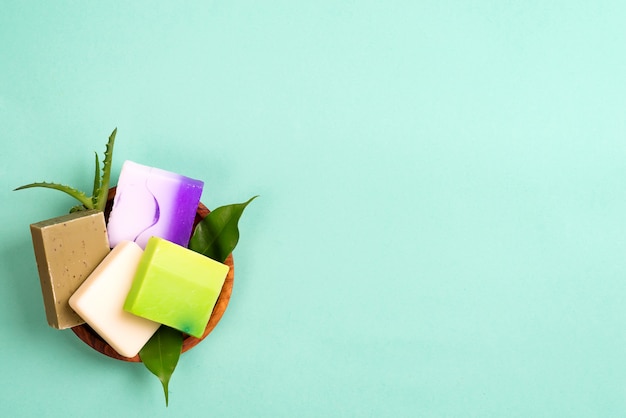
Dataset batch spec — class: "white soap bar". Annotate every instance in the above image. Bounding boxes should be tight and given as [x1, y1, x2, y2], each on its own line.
[69, 241, 161, 358]
[107, 160, 204, 249]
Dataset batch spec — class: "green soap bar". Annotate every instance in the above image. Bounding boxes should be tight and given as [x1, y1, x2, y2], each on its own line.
[30, 210, 110, 329]
[124, 236, 229, 338]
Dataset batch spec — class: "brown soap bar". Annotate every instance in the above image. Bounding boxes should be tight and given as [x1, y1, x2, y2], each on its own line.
[30, 210, 110, 329]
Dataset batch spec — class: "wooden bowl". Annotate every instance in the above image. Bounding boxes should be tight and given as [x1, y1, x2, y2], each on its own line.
[71, 188, 234, 362]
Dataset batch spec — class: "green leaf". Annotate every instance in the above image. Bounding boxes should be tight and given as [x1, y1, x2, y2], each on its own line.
[92, 152, 101, 199]
[13, 182, 94, 209]
[189, 196, 258, 263]
[13, 128, 117, 213]
[93, 127, 117, 210]
[139, 325, 183, 407]
[69, 204, 87, 213]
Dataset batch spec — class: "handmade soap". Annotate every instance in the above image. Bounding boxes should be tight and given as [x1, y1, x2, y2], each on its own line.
[30, 210, 110, 329]
[124, 236, 229, 338]
[107, 160, 204, 249]
[69, 241, 161, 358]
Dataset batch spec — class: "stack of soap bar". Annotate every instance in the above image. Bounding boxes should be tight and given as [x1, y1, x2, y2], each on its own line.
[124, 237, 229, 338]
[30, 210, 110, 329]
[69, 241, 161, 358]
[107, 160, 204, 249]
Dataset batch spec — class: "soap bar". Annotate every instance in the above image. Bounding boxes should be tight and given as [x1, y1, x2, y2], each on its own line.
[124, 236, 229, 338]
[69, 241, 161, 358]
[107, 160, 204, 249]
[30, 210, 110, 329]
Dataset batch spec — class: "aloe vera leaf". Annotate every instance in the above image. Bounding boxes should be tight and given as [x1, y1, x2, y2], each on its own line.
[69, 204, 87, 213]
[189, 196, 257, 263]
[14, 182, 94, 209]
[139, 325, 183, 407]
[93, 127, 117, 210]
[92, 152, 101, 199]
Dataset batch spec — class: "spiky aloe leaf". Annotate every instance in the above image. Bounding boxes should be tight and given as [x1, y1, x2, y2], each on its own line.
[14, 182, 94, 209]
[69, 205, 87, 213]
[92, 152, 101, 198]
[14, 128, 118, 213]
[92, 128, 116, 210]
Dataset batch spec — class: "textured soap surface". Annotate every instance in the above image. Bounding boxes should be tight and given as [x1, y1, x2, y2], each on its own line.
[107, 160, 204, 249]
[69, 241, 161, 358]
[124, 236, 229, 338]
[30, 210, 110, 329]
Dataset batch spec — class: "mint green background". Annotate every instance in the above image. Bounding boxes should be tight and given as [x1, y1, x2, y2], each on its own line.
[2, 1, 626, 416]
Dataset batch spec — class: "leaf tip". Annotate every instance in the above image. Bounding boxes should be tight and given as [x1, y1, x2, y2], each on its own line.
[163, 382, 169, 407]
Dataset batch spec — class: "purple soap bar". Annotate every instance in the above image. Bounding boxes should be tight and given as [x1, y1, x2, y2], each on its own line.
[107, 160, 204, 249]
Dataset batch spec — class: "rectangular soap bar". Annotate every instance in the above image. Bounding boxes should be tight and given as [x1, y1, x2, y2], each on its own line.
[30, 210, 110, 329]
[107, 160, 204, 249]
[69, 241, 161, 358]
[124, 236, 229, 338]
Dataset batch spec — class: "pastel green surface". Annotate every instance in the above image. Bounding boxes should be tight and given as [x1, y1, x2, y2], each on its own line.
[3, 1, 626, 417]
[124, 237, 228, 338]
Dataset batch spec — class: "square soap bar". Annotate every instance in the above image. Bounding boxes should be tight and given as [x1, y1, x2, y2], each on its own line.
[30, 210, 110, 329]
[69, 241, 161, 358]
[124, 237, 229, 338]
[107, 160, 204, 249]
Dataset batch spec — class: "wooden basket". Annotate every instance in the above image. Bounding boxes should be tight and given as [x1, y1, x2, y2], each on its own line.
[71, 188, 234, 362]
